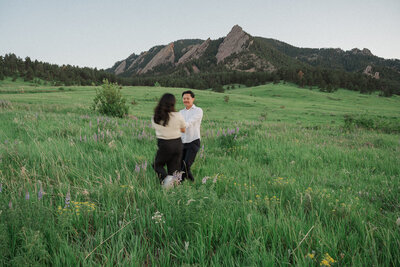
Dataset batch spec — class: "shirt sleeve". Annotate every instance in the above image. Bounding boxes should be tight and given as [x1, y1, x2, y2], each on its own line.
[185, 108, 203, 128]
[178, 113, 186, 128]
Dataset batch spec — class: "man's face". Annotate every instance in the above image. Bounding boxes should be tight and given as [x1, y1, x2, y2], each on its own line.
[182, 94, 194, 109]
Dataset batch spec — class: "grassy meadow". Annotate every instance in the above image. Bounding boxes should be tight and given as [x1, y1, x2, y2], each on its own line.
[0, 78, 400, 266]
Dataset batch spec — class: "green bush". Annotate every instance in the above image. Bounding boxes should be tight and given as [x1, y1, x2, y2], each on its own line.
[343, 114, 400, 133]
[91, 79, 128, 118]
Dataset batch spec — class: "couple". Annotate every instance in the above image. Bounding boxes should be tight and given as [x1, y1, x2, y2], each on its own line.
[151, 90, 203, 186]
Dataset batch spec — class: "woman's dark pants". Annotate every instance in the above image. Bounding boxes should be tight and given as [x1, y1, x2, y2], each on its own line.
[153, 138, 183, 183]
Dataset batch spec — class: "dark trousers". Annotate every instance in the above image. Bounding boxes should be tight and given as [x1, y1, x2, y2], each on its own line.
[181, 139, 200, 181]
[153, 138, 183, 182]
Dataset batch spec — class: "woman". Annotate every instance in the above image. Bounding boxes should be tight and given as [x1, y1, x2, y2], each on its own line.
[152, 93, 186, 186]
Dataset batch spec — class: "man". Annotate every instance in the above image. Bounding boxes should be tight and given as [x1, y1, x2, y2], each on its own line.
[180, 90, 203, 182]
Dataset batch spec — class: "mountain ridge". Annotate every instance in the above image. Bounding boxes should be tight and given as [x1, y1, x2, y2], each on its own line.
[108, 25, 400, 79]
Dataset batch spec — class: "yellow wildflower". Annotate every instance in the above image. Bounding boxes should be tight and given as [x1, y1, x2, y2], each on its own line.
[320, 259, 330, 266]
[306, 253, 315, 259]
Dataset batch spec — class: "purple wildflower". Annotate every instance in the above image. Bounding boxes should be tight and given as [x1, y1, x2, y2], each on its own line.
[202, 176, 209, 184]
[25, 191, 30, 200]
[93, 133, 97, 142]
[0, 183, 2, 193]
[173, 171, 184, 183]
[65, 191, 70, 208]
[142, 161, 147, 171]
[236, 126, 239, 133]
[38, 182, 44, 200]
[9, 200, 12, 209]
[89, 121, 92, 128]
[135, 164, 140, 173]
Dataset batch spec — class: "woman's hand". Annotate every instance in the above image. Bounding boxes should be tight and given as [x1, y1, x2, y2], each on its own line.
[180, 128, 186, 133]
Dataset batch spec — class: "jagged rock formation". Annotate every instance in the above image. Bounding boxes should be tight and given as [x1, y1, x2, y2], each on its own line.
[114, 60, 126, 75]
[127, 52, 147, 71]
[216, 25, 250, 63]
[351, 48, 373, 56]
[178, 38, 211, 65]
[363, 65, 380, 79]
[139, 43, 175, 74]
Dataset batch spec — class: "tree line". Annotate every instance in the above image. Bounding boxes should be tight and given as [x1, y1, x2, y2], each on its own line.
[0, 54, 118, 86]
[1, 53, 398, 96]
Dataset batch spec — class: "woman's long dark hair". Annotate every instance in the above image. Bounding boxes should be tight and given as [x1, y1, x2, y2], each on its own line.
[153, 93, 176, 126]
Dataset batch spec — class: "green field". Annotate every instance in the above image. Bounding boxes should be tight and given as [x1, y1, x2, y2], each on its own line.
[1, 79, 399, 266]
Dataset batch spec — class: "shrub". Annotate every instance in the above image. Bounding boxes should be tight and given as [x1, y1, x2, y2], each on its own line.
[343, 114, 400, 133]
[212, 84, 224, 93]
[91, 79, 128, 118]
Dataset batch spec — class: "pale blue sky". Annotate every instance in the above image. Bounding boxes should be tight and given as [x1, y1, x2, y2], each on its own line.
[1, 0, 399, 69]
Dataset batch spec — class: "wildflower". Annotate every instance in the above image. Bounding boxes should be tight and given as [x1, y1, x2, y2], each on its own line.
[25, 191, 30, 200]
[202, 176, 210, 184]
[65, 191, 71, 208]
[0, 183, 2, 193]
[212, 175, 217, 183]
[320, 259, 330, 266]
[184, 241, 189, 251]
[135, 164, 140, 173]
[9, 200, 12, 209]
[397, 217, 400, 226]
[320, 253, 336, 266]
[152, 211, 165, 224]
[173, 171, 183, 183]
[306, 250, 315, 259]
[38, 181, 44, 200]
[142, 161, 147, 171]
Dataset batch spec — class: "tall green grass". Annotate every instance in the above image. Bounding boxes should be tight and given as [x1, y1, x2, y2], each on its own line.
[0, 81, 399, 266]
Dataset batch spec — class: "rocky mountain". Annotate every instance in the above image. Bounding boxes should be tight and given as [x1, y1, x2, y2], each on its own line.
[108, 25, 400, 88]
[108, 25, 278, 76]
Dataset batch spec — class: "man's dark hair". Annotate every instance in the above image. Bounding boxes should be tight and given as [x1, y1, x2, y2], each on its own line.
[182, 90, 195, 98]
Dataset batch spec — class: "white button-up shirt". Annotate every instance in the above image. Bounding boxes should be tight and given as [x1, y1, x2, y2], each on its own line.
[180, 104, 203, 144]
